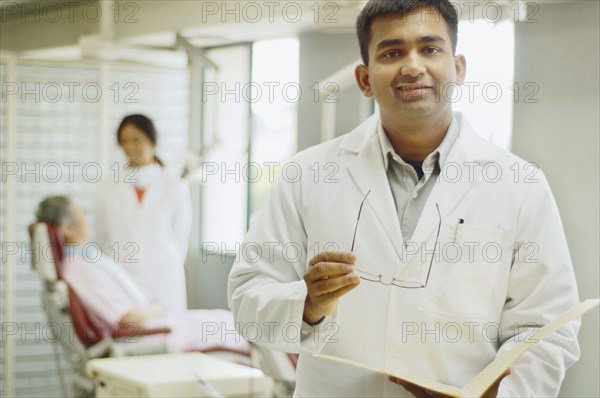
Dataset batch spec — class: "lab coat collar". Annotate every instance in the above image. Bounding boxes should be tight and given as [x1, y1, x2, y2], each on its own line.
[340, 112, 496, 162]
[339, 113, 379, 154]
[343, 111, 498, 265]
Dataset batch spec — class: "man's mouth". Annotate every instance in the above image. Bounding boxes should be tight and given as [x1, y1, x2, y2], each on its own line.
[396, 85, 433, 92]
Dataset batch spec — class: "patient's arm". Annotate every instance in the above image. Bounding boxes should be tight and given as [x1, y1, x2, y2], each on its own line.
[113, 301, 172, 338]
[120, 301, 168, 326]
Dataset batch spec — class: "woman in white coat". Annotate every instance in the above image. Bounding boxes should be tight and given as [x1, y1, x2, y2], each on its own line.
[96, 114, 192, 312]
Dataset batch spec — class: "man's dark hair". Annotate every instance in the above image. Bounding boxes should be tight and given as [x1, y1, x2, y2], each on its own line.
[356, 0, 459, 65]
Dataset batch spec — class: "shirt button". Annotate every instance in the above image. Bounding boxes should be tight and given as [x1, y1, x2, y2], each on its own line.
[412, 192, 418, 199]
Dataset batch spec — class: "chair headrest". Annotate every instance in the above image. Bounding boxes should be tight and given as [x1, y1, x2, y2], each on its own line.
[28, 223, 65, 282]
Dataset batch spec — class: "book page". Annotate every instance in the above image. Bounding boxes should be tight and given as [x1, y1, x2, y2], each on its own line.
[313, 353, 463, 397]
[461, 298, 599, 396]
[315, 299, 599, 398]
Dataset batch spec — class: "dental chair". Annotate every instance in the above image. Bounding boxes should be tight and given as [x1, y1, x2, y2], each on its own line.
[29, 223, 254, 397]
[29, 222, 173, 397]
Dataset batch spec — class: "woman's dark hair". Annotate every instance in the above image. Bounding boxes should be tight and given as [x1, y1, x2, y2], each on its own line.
[356, 0, 459, 65]
[117, 114, 164, 167]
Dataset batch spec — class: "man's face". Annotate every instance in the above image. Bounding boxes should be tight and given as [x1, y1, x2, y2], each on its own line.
[355, 7, 466, 123]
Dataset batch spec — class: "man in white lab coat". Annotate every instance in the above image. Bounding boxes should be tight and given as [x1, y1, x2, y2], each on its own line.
[228, 1, 580, 396]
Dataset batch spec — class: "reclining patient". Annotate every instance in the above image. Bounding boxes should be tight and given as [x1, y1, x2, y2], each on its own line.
[36, 195, 249, 354]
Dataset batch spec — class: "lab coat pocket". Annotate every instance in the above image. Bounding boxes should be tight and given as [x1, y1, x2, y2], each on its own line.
[418, 224, 506, 319]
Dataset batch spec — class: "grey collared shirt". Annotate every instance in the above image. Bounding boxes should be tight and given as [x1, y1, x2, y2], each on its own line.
[377, 118, 459, 242]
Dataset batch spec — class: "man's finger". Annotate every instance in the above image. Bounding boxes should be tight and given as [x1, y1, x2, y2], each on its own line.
[388, 377, 452, 398]
[311, 273, 360, 296]
[308, 251, 355, 267]
[305, 261, 354, 282]
[397, 381, 432, 398]
[324, 280, 360, 299]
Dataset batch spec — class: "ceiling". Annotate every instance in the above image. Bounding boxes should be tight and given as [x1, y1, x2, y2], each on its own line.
[0, 0, 570, 65]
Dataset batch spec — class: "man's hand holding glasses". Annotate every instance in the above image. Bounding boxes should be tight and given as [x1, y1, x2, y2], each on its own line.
[303, 251, 361, 325]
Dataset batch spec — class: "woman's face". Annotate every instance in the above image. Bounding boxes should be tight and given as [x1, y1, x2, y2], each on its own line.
[119, 124, 155, 167]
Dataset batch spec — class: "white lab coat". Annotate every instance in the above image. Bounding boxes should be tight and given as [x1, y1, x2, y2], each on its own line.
[96, 163, 192, 312]
[228, 112, 580, 397]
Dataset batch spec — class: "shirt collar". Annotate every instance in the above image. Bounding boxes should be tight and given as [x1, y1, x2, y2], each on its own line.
[377, 121, 395, 170]
[436, 117, 459, 168]
[377, 116, 459, 171]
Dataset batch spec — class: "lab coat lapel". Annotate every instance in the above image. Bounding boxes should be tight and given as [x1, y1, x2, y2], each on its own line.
[408, 143, 473, 252]
[135, 164, 163, 211]
[139, 172, 161, 210]
[407, 113, 496, 263]
[343, 117, 405, 261]
[114, 176, 143, 224]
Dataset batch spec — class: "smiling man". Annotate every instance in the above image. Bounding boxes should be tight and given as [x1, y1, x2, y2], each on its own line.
[228, 1, 581, 397]
[355, 4, 465, 162]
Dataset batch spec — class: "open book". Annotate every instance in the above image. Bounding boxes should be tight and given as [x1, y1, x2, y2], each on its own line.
[315, 299, 599, 398]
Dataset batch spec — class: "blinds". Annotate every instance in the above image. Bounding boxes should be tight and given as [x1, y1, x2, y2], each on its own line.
[0, 60, 189, 397]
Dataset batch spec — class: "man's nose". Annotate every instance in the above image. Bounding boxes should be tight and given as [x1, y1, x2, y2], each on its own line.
[400, 51, 426, 77]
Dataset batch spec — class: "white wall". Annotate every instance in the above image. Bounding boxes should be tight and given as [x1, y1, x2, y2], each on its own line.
[511, 2, 600, 397]
[297, 31, 365, 150]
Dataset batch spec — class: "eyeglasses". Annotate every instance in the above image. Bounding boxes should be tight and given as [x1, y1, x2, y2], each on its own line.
[350, 189, 441, 288]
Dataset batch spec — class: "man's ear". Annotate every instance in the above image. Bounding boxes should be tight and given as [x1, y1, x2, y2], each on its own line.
[454, 54, 467, 85]
[355, 64, 373, 98]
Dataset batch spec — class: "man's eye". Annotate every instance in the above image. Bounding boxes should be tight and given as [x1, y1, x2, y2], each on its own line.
[424, 47, 440, 55]
[383, 50, 401, 58]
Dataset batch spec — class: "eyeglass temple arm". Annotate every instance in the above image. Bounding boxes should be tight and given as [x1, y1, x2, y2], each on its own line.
[351, 189, 372, 252]
[423, 203, 442, 286]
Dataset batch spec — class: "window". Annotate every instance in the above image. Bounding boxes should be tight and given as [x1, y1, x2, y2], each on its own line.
[199, 39, 299, 251]
[249, 38, 299, 221]
[199, 44, 251, 252]
[454, 19, 515, 149]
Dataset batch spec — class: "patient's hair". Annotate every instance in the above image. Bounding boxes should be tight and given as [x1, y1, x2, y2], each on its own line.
[117, 114, 164, 167]
[356, 0, 459, 65]
[36, 195, 75, 226]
